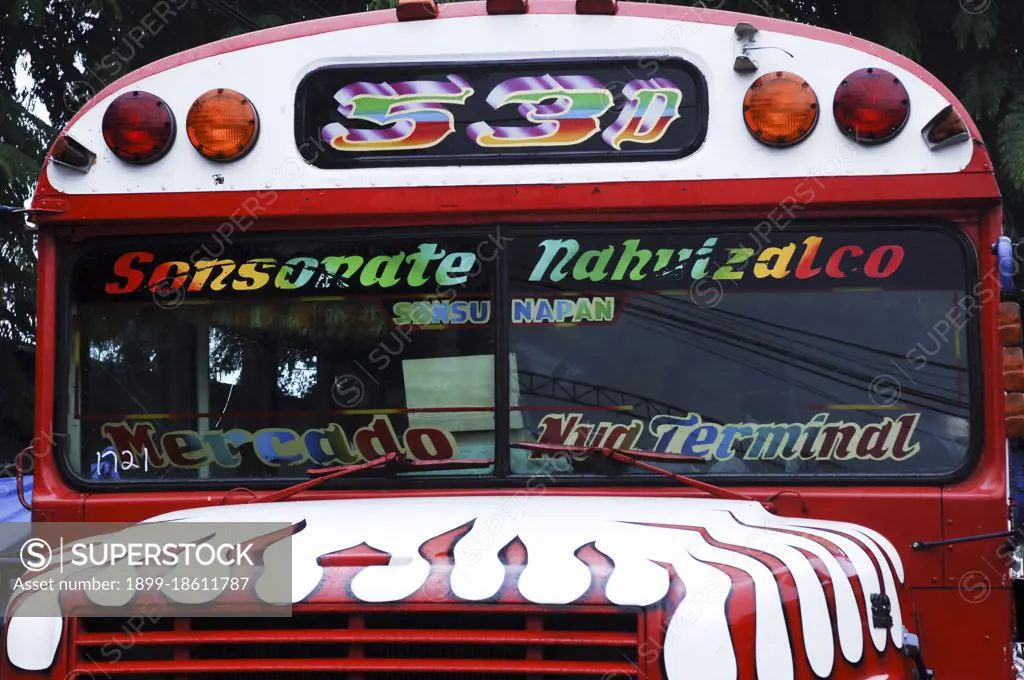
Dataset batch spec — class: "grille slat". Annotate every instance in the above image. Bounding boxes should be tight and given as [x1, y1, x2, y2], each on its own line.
[68, 658, 640, 675]
[71, 606, 643, 680]
[77, 629, 638, 647]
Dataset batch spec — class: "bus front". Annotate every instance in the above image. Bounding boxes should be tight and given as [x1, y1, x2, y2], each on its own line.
[7, 2, 1011, 679]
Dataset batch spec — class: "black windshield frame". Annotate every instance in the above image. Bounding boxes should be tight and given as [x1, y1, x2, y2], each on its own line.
[53, 219, 983, 492]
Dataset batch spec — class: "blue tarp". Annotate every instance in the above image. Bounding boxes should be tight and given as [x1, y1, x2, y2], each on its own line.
[0, 476, 31, 624]
[1011, 443, 1024, 527]
[0, 476, 32, 524]
[0, 476, 32, 562]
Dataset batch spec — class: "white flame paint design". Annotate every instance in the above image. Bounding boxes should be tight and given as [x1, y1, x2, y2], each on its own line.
[6, 496, 905, 680]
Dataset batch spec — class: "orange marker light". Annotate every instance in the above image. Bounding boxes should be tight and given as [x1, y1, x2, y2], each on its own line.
[743, 72, 819, 147]
[186, 89, 259, 161]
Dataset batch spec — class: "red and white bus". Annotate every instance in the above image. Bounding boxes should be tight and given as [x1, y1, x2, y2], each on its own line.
[6, 0, 1018, 678]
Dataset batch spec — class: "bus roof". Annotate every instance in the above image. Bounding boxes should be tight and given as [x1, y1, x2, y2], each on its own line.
[30, 0, 1000, 225]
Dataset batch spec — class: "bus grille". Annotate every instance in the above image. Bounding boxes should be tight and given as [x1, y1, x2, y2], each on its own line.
[69, 606, 644, 679]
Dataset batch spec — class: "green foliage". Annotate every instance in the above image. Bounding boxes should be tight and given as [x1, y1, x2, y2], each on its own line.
[1000, 94, 1024, 193]
[960, 60, 1014, 122]
[874, 1, 922, 63]
[953, 4, 999, 51]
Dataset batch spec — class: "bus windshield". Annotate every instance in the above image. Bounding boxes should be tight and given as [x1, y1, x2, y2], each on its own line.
[66, 223, 975, 484]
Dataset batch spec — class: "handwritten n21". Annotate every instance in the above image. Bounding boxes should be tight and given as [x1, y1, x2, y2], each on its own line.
[96, 448, 150, 472]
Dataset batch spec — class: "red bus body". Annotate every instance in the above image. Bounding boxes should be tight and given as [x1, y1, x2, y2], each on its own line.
[7, 2, 1011, 679]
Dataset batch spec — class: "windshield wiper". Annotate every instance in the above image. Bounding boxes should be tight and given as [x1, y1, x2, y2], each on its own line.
[227, 453, 494, 504]
[510, 442, 762, 505]
[239, 452, 398, 504]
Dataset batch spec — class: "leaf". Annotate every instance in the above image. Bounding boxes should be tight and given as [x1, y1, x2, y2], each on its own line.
[960, 61, 1014, 122]
[16, 0, 45, 26]
[953, 5, 998, 50]
[0, 150, 12, 184]
[0, 141, 41, 201]
[90, 0, 121, 21]
[875, 0, 921, 61]
[998, 94, 1024, 192]
[253, 13, 285, 28]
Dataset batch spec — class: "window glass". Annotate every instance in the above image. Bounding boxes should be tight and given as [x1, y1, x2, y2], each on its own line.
[507, 226, 974, 479]
[65, 224, 977, 485]
[70, 233, 499, 481]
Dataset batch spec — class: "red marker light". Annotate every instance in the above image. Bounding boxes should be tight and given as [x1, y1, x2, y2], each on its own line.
[487, 0, 528, 13]
[396, 0, 438, 20]
[833, 68, 910, 144]
[576, 0, 616, 14]
[101, 91, 175, 164]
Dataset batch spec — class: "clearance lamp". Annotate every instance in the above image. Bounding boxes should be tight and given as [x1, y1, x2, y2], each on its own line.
[51, 135, 96, 172]
[922, 104, 970, 150]
[101, 91, 175, 164]
[742, 71, 819, 147]
[186, 88, 260, 162]
[833, 67, 910, 144]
